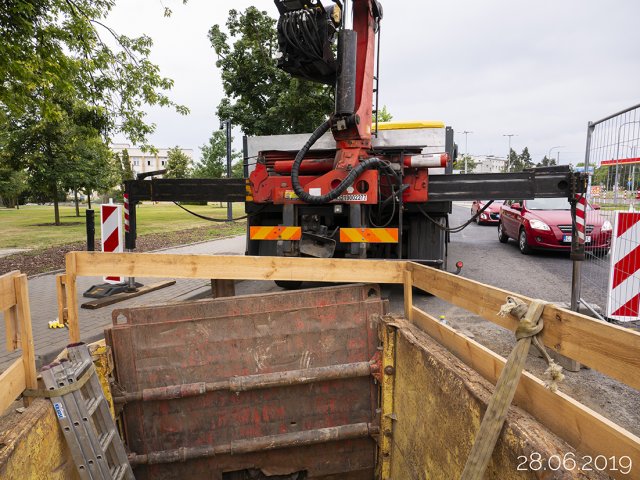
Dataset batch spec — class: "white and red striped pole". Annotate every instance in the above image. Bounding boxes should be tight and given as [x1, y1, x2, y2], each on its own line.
[575, 194, 587, 246]
[606, 212, 640, 321]
[100, 203, 124, 284]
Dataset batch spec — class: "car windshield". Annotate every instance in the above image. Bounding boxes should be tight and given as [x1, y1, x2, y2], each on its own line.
[525, 198, 582, 210]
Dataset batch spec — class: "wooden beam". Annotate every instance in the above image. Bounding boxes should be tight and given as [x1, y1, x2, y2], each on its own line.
[409, 262, 640, 391]
[0, 360, 26, 416]
[411, 305, 640, 480]
[80, 280, 176, 309]
[0, 270, 19, 311]
[66, 252, 406, 284]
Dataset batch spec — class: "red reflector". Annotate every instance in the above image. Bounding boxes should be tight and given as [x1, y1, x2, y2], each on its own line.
[456, 261, 464, 268]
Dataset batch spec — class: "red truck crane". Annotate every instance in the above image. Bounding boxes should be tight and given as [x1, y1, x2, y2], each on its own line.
[124, 0, 586, 287]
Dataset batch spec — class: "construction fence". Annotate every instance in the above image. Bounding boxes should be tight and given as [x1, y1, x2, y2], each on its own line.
[581, 102, 640, 324]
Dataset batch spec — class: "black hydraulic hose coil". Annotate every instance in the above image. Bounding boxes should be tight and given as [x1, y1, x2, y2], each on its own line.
[291, 120, 385, 204]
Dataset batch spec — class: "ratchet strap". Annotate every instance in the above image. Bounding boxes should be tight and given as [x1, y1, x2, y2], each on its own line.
[23, 365, 95, 398]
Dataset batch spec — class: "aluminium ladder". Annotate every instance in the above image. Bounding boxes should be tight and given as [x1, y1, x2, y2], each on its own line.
[40, 343, 134, 480]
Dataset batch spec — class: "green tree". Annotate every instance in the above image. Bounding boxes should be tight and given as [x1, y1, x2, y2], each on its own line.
[537, 155, 557, 167]
[377, 105, 393, 123]
[165, 147, 192, 178]
[505, 147, 534, 172]
[1, 0, 188, 147]
[231, 160, 245, 179]
[120, 149, 135, 182]
[1, 97, 114, 224]
[194, 131, 226, 179]
[209, 7, 334, 136]
[453, 155, 476, 173]
[0, 162, 28, 208]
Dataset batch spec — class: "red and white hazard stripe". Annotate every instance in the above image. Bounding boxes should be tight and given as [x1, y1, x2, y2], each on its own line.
[101, 204, 124, 284]
[606, 212, 640, 321]
[123, 193, 130, 234]
[575, 194, 586, 244]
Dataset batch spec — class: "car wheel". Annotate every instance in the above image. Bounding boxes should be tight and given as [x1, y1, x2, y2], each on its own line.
[519, 228, 533, 254]
[498, 222, 509, 243]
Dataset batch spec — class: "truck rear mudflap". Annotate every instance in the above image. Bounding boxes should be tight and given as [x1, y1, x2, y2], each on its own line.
[107, 284, 387, 480]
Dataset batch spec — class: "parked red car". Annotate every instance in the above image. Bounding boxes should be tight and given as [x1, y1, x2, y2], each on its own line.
[498, 198, 612, 254]
[471, 200, 503, 225]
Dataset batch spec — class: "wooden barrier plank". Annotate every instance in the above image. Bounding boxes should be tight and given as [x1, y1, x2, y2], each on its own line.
[67, 252, 406, 284]
[4, 306, 18, 352]
[15, 274, 37, 407]
[411, 306, 640, 480]
[0, 360, 26, 415]
[0, 270, 19, 311]
[410, 262, 640, 391]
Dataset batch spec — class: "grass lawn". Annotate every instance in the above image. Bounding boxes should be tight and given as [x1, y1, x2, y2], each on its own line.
[0, 203, 247, 249]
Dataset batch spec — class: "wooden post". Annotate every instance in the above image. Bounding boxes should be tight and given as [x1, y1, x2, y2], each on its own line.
[403, 265, 413, 322]
[14, 274, 37, 407]
[56, 274, 68, 325]
[211, 279, 236, 298]
[65, 254, 80, 343]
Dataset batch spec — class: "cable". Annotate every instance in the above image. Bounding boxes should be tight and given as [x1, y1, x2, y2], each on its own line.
[173, 202, 265, 223]
[418, 201, 495, 233]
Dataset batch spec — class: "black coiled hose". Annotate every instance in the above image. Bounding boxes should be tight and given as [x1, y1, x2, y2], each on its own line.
[291, 120, 386, 204]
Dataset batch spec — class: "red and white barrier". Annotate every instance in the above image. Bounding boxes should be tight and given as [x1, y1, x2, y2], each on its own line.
[101, 204, 124, 284]
[606, 212, 640, 322]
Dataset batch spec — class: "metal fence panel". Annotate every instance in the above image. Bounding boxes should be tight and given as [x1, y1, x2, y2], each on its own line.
[583, 103, 640, 322]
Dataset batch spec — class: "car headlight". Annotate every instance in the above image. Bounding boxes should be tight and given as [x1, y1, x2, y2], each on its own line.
[529, 219, 551, 231]
[480, 213, 487, 219]
[602, 220, 612, 232]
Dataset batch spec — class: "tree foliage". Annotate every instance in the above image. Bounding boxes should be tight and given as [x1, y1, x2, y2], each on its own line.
[378, 105, 393, 123]
[0, 0, 188, 146]
[0, 97, 118, 223]
[537, 155, 558, 167]
[453, 154, 476, 173]
[0, 161, 28, 208]
[504, 147, 535, 172]
[165, 147, 192, 178]
[209, 7, 334, 136]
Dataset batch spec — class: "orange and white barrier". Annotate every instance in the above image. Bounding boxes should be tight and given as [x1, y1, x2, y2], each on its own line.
[339, 228, 399, 243]
[101, 204, 124, 284]
[606, 212, 640, 321]
[249, 226, 302, 241]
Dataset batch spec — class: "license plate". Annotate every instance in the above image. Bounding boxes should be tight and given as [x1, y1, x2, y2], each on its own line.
[563, 235, 591, 243]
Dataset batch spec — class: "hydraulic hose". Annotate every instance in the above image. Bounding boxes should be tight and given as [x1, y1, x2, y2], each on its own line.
[291, 120, 386, 204]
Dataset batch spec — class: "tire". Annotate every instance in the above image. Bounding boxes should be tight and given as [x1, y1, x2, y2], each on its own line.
[275, 280, 303, 290]
[518, 228, 533, 255]
[498, 222, 509, 243]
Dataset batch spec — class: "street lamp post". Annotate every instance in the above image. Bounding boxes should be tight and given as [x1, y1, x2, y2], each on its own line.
[548, 145, 565, 165]
[503, 134, 516, 171]
[220, 119, 233, 221]
[461, 131, 473, 173]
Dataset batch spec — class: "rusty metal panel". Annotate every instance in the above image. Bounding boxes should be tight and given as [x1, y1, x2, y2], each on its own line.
[107, 284, 384, 479]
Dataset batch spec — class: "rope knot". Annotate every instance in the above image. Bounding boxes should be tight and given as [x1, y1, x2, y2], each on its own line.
[498, 296, 563, 392]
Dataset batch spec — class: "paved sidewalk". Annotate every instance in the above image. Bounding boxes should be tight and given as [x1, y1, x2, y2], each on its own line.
[0, 235, 253, 372]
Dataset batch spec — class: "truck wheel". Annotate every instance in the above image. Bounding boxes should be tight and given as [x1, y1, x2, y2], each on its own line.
[519, 228, 533, 254]
[498, 222, 509, 243]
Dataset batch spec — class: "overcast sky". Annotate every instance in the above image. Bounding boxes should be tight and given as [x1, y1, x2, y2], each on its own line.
[108, 0, 640, 165]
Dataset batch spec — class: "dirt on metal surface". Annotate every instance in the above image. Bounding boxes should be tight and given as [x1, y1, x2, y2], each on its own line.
[107, 284, 386, 479]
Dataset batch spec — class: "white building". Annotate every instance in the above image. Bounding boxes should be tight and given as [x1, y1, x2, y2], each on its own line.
[111, 144, 194, 177]
[473, 155, 507, 174]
